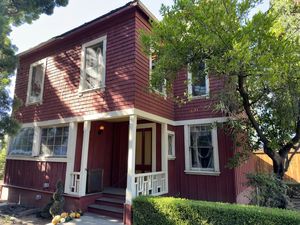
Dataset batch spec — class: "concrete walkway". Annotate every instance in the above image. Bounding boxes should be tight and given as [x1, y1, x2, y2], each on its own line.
[47, 213, 124, 225]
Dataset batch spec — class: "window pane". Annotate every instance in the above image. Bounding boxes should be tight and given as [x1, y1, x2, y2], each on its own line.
[168, 134, 174, 156]
[40, 126, 68, 156]
[150, 54, 165, 93]
[9, 128, 34, 156]
[190, 125, 214, 169]
[192, 61, 207, 96]
[84, 41, 104, 90]
[29, 64, 44, 102]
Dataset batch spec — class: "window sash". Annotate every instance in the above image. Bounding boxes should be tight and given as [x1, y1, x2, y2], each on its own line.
[27, 59, 46, 104]
[168, 132, 175, 158]
[40, 126, 69, 157]
[8, 128, 34, 156]
[80, 36, 107, 92]
[189, 125, 214, 170]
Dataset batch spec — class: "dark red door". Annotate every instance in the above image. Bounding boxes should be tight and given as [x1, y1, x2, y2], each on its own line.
[135, 128, 152, 173]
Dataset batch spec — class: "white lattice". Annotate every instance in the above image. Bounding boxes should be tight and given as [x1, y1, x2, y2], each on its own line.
[134, 172, 167, 197]
[70, 172, 80, 194]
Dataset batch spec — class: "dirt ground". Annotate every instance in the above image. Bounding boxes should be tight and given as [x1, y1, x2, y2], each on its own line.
[0, 203, 50, 225]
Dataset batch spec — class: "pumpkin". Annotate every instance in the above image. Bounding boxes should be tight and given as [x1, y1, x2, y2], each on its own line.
[60, 212, 68, 218]
[70, 212, 76, 218]
[51, 215, 61, 225]
[75, 212, 81, 218]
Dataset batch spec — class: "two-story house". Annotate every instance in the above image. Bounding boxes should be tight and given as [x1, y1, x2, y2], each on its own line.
[3, 1, 253, 224]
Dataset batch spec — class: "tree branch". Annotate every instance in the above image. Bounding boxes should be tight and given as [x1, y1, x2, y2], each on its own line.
[284, 144, 300, 172]
[279, 119, 300, 157]
[237, 74, 274, 159]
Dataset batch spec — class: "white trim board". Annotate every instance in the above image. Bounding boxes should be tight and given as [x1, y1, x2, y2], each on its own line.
[20, 107, 228, 128]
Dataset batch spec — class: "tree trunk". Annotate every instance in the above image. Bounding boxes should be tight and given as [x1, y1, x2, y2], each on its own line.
[272, 156, 285, 179]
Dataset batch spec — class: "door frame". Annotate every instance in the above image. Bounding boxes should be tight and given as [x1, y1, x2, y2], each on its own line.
[136, 123, 156, 172]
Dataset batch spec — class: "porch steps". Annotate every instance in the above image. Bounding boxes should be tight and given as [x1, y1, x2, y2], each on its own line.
[87, 188, 125, 219]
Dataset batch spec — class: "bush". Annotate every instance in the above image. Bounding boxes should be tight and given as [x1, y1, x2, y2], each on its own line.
[133, 196, 300, 225]
[246, 173, 290, 208]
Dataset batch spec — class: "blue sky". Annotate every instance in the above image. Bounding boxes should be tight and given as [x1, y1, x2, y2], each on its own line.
[9, 0, 269, 95]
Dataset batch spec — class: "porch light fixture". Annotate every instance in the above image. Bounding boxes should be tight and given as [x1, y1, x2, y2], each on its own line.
[98, 125, 105, 135]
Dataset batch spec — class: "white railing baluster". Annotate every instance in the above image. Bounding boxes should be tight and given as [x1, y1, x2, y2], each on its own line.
[70, 172, 80, 194]
[133, 171, 167, 197]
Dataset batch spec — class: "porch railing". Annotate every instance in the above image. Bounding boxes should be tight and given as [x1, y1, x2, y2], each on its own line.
[70, 172, 80, 194]
[134, 171, 167, 197]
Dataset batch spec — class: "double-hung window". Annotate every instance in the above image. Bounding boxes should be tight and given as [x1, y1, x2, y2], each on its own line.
[149, 54, 166, 95]
[40, 126, 69, 157]
[185, 124, 220, 175]
[79, 36, 107, 92]
[168, 131, 175, 159]
[8, 128, 34, 156]
[188, 61, 209, 97]
[26, 59, 46, 104]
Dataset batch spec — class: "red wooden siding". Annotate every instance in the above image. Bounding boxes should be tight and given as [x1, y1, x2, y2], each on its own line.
[15, 10, 137, 123]
[4, 159, 66, 192]
[234, 155, 255, 202]
[133, 10, 174, 120]
[173, 71, 224, 121]
[168, 126, 236, 203]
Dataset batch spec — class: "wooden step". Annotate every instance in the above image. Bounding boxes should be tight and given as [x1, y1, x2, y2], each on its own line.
[95, 197, 124, 208]
[88, 204, 123, 219]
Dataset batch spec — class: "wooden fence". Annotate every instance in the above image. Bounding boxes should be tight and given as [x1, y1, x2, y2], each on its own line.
[254, 152, 300, 183]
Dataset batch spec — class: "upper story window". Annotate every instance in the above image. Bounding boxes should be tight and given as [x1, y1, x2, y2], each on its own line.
[149, 54, 166, 95]
[188, 61, 209, 98]
[168, 130, 175, 159]
[79, 35, 107, 92]
[8, 128, 34, 156]
[184, 124, 220, 175]
[26, 59, 46, 105]
[40, 126, 69, 157]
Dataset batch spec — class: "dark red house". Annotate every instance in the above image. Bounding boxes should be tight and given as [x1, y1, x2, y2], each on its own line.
[3, 1, 253, 224]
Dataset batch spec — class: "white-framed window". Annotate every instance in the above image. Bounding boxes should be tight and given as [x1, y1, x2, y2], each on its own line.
[40, 126, 69, 157]
[26, 59, 46, 105]
[149, 54, 166, 95]
[167, 130, 175, 159]
[188, 61, 209, 98]
[79, 35, 107, 92]
[184, 124, 220, 175]
[8, 128, 34, 156]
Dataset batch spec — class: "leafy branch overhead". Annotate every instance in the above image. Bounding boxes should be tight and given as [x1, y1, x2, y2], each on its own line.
[0, 0, 69, 138]
[142, 0, 300, 178]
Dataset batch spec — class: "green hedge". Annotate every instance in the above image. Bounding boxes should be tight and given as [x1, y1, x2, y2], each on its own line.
[133, 196, 300, 225]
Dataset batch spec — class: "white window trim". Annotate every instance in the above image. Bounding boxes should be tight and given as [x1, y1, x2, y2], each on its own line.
[79, 35, 107, 93]
[167, 130, 176, 160]
[149, 55, 167, 96]
[184, 124, 220, 176]
[136, 123, 157, 172]
[26, 58, 47, 105]
[187, 71, 209, 99]
[39, 124, 70, 158]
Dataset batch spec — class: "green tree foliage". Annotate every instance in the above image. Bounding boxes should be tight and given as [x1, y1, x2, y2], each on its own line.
[142, 0, 300, 178]
[0, 0, 68, 139]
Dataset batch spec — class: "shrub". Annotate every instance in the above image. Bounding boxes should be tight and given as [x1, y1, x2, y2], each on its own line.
[246, 173, 290, 208]
[133, 196, 300, 225]
[49, 180, 65, 217]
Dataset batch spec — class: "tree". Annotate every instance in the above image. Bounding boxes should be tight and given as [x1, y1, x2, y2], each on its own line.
[142, 0, 300, 178]
[0, 0, 69, 139]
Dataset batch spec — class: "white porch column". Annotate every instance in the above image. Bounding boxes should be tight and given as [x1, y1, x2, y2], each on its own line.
[78, 120, 91, 196]
[125, 115, 137, 204]
[64, 122, 78, 194]
[161, 123, 169, 193]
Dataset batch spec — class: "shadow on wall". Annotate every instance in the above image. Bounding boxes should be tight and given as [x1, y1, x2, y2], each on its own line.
[254, 152, 300, 183]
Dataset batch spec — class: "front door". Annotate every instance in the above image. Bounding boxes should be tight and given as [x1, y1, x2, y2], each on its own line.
[135, 128, 152, 173]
